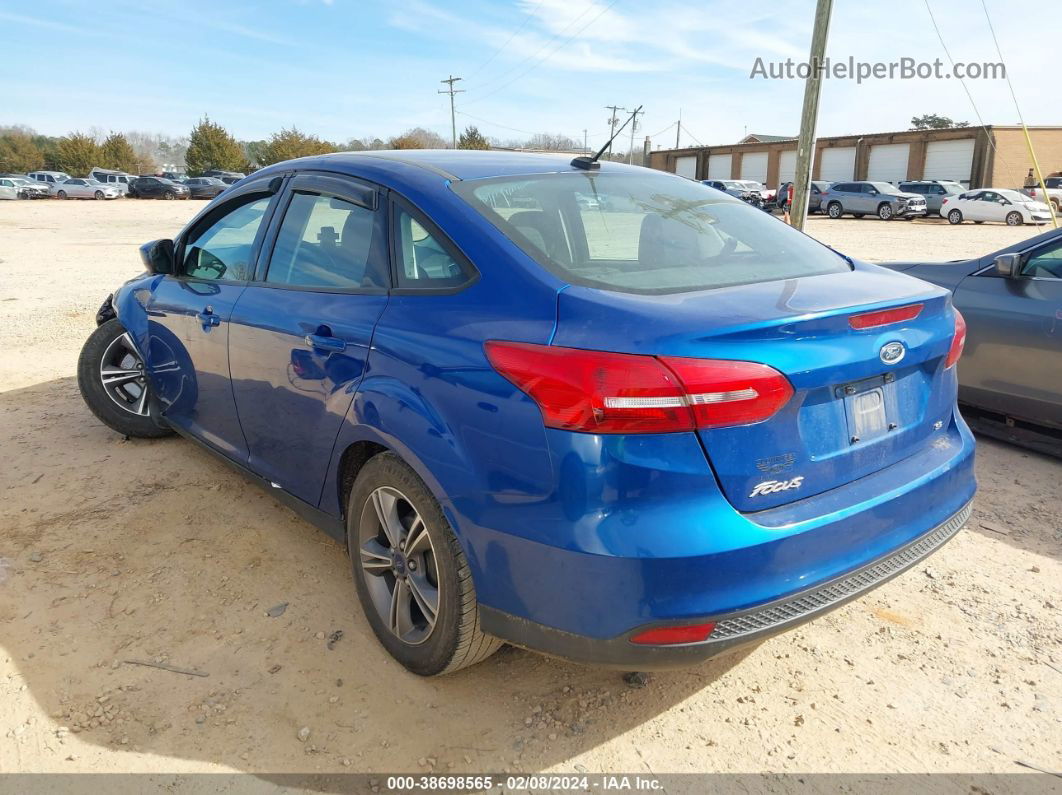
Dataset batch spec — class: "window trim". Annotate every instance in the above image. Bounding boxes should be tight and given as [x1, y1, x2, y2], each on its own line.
[387, 194, 480, 296]
[172, 176, 284, 285]
[251, 173, 390, 295]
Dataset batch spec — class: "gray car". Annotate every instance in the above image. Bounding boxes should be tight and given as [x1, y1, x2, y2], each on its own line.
[881, 227, 1062, 455]
[899, 180, 966, 216]
[821, 181, 928, 220]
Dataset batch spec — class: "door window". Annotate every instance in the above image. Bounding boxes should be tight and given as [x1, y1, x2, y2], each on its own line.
[181, 196, 272, 281]
[266, 191, 386, 289]
[1024, 241, 1062, 279]
[393, 205, 475, 289]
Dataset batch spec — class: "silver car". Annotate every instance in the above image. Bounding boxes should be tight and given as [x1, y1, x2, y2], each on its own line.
[0, 178, 18, 200]
[52, 178, 122, 200]
[10, 177, 51, 199]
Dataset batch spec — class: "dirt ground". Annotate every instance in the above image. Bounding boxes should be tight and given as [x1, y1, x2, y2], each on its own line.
[1, 200, 1059, 778]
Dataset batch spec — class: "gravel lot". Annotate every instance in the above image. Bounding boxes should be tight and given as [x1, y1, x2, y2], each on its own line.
[1, 200, 1059, 778]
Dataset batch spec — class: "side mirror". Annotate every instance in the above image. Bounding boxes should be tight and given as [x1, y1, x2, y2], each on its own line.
[140, 238, 175, 275]
[993, 252, 1022, 279]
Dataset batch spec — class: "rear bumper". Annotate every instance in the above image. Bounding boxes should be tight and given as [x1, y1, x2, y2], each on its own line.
[481, 500, 971, 668]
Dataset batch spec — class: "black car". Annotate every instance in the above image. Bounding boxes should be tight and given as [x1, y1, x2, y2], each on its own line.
[203, 169, 246, 185]
[128, 176, 190, 200]
[182, 176, 228, 199]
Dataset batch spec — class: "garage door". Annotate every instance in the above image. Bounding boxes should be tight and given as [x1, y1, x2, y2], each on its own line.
[817, 147, 856, 182]
[923, 138, 975, 184]
[778, 150, 797, 185]
[674, 155, 697, 179]
[867, 143, 910, 183]
[707, 153, 732, 180]
[740, 152, 768, 184]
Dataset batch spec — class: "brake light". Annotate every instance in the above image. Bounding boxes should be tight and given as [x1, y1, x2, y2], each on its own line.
[849, 303, 923, 329]
[659, 356, 793, 429]
[946, 309, 966, 369]
[630, 622, 716, 645]
[484, 341, 793, 434]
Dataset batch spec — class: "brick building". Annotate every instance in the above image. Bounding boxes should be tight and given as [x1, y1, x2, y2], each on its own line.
[648, 126, 1062, 189]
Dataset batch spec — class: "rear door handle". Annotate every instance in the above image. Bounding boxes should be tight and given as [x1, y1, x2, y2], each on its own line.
[304, 334, 346, 352]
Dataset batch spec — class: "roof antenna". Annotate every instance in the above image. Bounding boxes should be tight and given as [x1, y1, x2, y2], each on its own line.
[571, 105, 643, 170]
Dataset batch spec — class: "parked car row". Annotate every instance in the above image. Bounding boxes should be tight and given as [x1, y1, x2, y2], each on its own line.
[766, 177, 1054, 227]
[0, 169, 239, 201]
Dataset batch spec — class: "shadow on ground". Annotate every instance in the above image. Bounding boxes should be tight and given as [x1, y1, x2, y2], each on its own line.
[0, 378, 752, 782]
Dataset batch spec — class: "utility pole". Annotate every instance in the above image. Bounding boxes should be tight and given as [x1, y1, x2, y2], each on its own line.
[791, 0, 833, 230]
[439, 75, 464, 149]
[583, 129, 588, 152]
[627, 106, 643, 165]
[605, 105, 624, 158]
[675, 108, 682, 149]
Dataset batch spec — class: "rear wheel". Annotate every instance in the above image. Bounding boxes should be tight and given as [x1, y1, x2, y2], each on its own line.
[948, 209, 963, 225]
[1051, 198, 1060, 214]
[77, 319, 171, 438]
[1006, 211, 1023, 226]
[878, 203, 894, 221]
[57, 190, 67, 199]
[348, 453, 501, 676]
[827, 202, 843, 219]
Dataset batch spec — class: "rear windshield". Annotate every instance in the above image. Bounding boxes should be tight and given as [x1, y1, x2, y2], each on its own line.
[451, 171, 850, 294]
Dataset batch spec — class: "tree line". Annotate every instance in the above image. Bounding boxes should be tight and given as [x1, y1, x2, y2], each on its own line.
[0, 117, 596, 178]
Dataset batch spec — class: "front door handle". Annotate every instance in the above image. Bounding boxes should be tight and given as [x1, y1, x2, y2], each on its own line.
[197, 306, 221, 329]
[304, 333, 346, 352]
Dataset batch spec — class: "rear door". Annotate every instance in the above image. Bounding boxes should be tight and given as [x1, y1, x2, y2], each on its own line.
[227, 173, 390, 504]
[954, 237, 1062, 427]
[143, 181, 281, 459]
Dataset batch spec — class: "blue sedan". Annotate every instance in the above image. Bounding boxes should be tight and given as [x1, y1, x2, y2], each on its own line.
[77, 151, 976, 675]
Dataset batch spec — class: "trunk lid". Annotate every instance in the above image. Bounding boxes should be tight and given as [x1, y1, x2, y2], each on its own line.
[552, 266, 957, 512]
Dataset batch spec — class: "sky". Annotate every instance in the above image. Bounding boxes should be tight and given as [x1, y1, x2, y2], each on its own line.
[2, 0, 1059, 149]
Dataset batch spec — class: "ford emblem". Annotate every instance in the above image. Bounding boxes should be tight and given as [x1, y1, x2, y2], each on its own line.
[880, 341, 906, 365]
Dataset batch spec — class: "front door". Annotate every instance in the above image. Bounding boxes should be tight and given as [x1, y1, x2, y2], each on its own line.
[143, 187, 279, 460]
[956, 236, 1062, 427]
[228, 174, 390, 505]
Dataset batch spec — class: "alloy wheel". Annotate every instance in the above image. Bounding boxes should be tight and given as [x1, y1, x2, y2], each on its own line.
[99, 332, 151, 416]
[879, 204, 893, 220]
[358, 486, 440, 646]
[1006, 212, 1022, 226]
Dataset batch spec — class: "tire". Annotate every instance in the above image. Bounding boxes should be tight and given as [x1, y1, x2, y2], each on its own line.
[77, 319, 171, 439]
[163, 191, 175, 200]
[948, 209, 963, 225]
[1051, 199, 1060, 214]
[94, 190, 104, 200]
[1005, 211, 1023, 226]
[827, 202, 843, 219]
[348, 453, 501, 676]
[57, 190, 67, 200]
[878, 203, 894, 221]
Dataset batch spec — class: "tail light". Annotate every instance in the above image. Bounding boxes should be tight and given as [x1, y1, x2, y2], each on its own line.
[945, 309, 966, 369]
[484, 341, 793, 434]
[849, 303, 923, 329]
[630, 622, 716, 645]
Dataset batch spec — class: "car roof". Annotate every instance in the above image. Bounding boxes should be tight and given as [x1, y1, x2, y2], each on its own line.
[254, 149, 644, 184]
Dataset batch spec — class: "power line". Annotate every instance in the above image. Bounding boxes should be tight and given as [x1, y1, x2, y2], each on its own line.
[466, 1, 601, 97]
[979, 0, 1056, 225]
[922, 0, 1007, 172]
[467, 0, 546, 78]
[464, 0, 622, 107]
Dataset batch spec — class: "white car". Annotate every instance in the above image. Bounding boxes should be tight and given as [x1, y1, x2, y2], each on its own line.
[51, 178, 122, 200]
[0, 178, 18, 200]
[942, 188, 1052, 226]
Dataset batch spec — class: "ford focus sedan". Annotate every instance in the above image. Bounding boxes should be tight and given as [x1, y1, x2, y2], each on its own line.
[77, 152, 976, 675]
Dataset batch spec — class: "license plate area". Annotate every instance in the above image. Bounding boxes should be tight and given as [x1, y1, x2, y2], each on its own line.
[836, 373, 898, 444]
